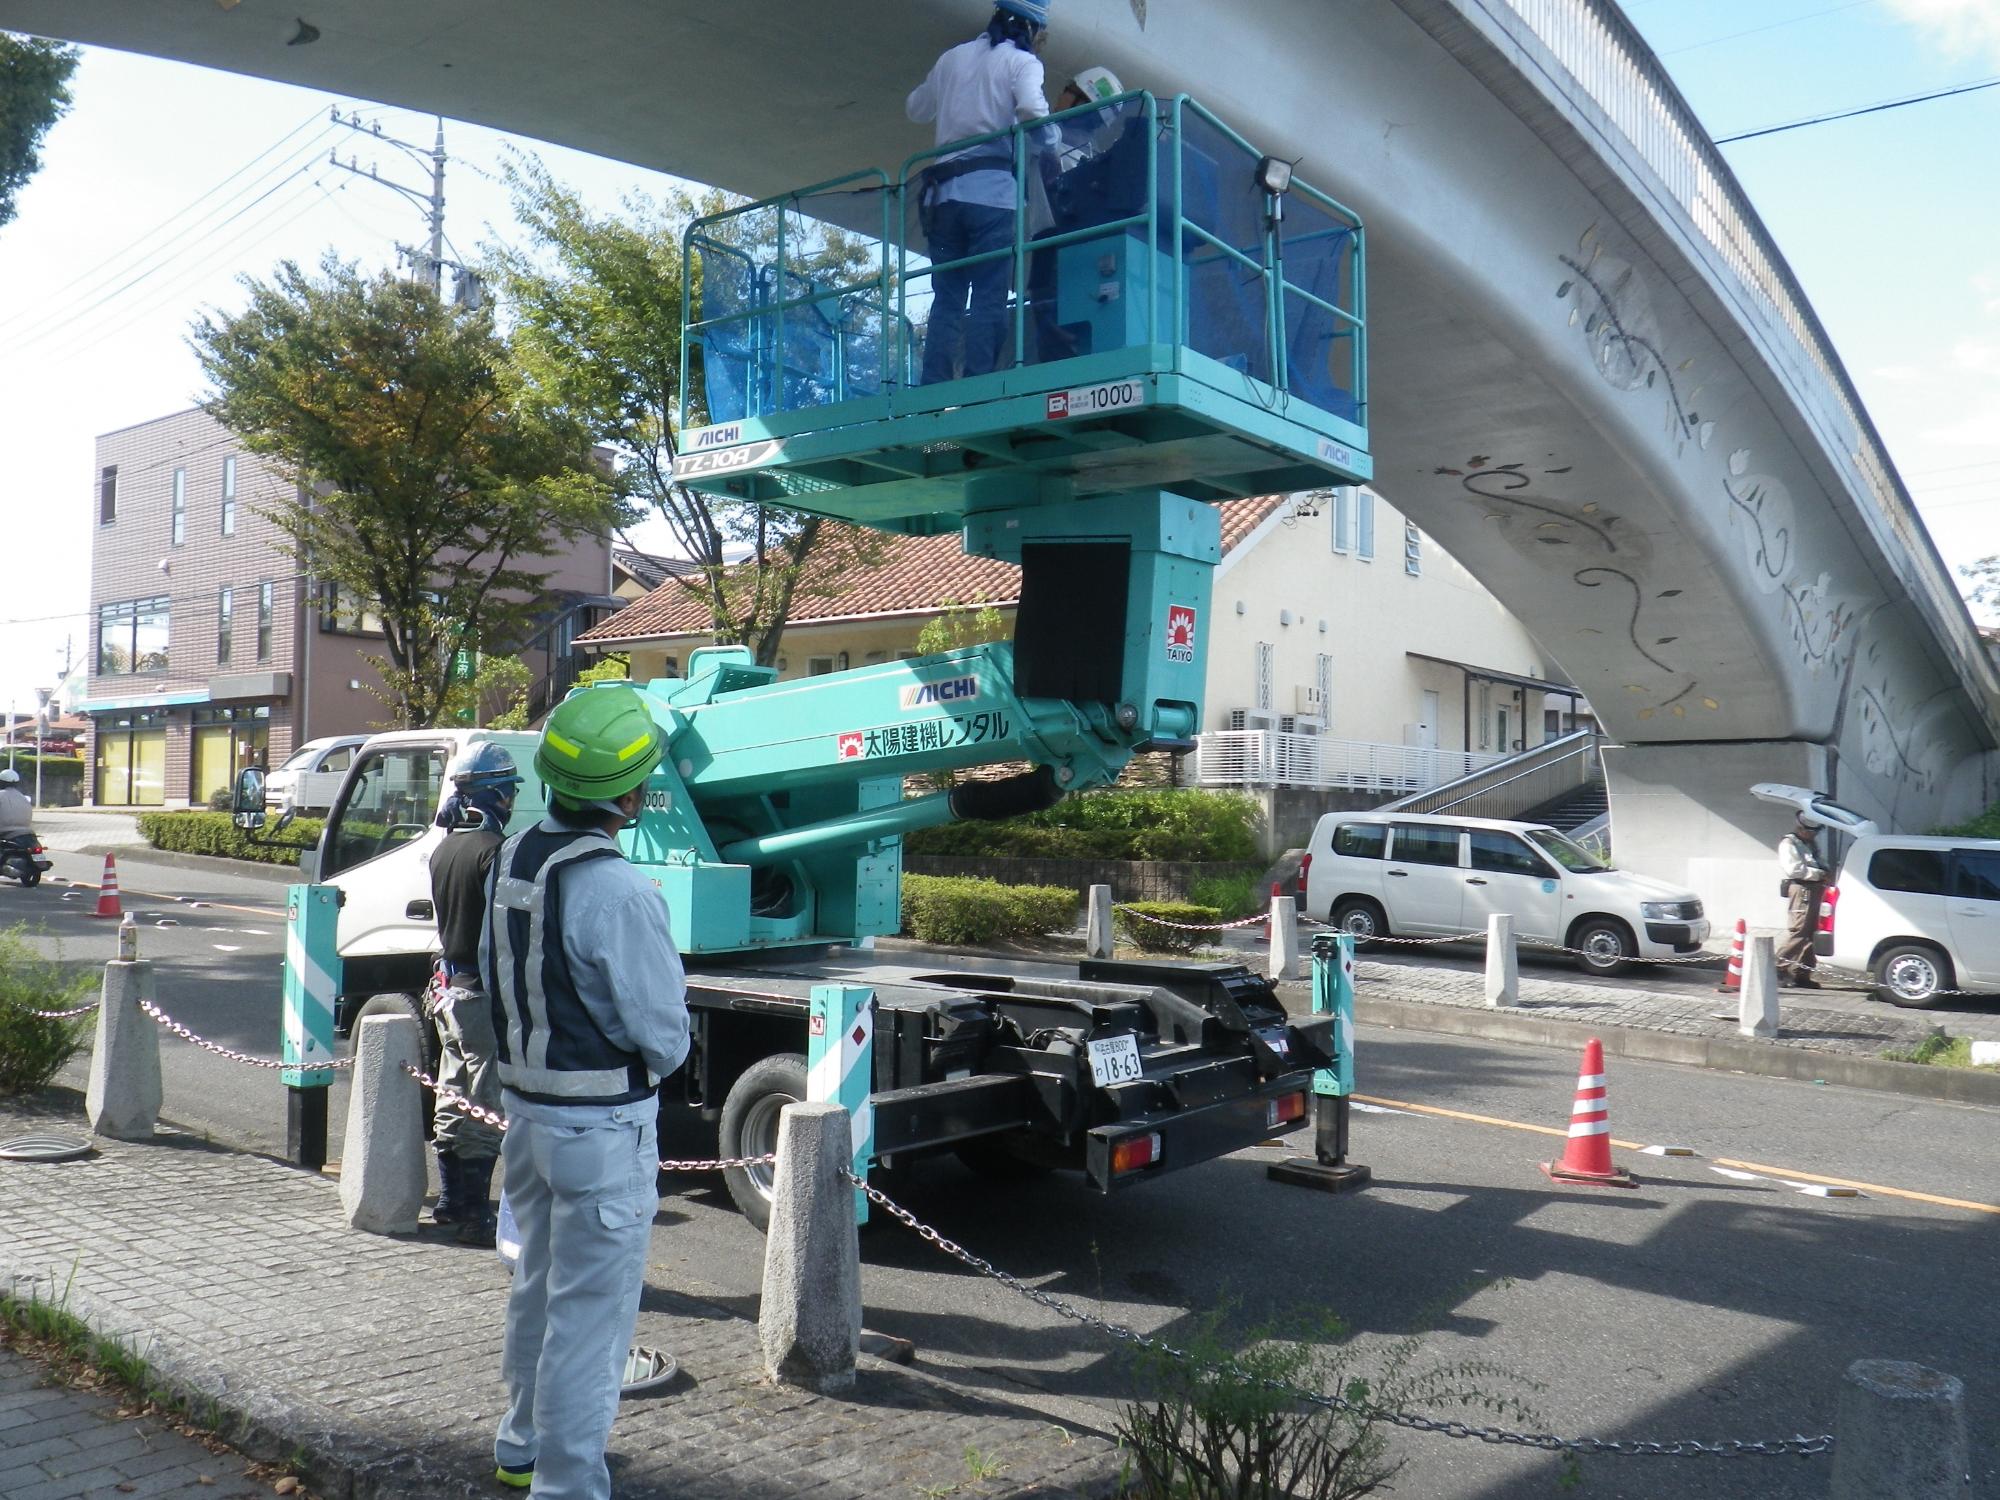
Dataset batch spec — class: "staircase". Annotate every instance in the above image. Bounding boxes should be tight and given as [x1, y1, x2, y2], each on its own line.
[517, 594, 626, 725]
[1376, 730, 1603, 823]
[1523, 780, 1608, 832]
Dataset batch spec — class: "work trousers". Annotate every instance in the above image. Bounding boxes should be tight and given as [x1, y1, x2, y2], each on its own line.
[495, 1098, 658, 1500]
[429, 985, 503, 1159]
[1777, 880, 1825, 982]
[920, 199, 1014, 384]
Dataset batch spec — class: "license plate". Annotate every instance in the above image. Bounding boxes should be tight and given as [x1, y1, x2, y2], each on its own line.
[1046, 378, 1145, 421]
[1087, 1033, 1144, 1088]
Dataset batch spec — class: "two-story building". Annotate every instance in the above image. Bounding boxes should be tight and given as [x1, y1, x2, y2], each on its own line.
[82, 407, 616, 808]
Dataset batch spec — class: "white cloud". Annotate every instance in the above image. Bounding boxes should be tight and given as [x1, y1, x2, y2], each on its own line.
[1879, 0, 2000, 64]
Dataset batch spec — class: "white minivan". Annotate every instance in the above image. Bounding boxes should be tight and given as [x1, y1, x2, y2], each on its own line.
[1300, 812, 1708, 974]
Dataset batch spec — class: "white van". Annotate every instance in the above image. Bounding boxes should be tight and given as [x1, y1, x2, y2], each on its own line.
[1299, 812, 1708, 974]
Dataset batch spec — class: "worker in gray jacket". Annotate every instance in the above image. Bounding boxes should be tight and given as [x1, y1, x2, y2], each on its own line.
[484, 686, 689, 1498]
[1776, 814, 1829, 989]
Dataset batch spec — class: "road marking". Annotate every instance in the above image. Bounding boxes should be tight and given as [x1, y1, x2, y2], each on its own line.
[1354, 1094, 2000, 1217]
[212, 945, 243, 953]
[64, 877, 284, 921]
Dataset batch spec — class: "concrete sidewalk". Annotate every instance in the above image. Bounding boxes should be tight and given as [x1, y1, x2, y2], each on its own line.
[0, 1090, 1119, 1500]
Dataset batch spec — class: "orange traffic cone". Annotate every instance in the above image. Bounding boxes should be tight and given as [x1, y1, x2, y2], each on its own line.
[89, 852, 124, 920]
[1540, 1038, 1636, 1188]
[1715, 918, 1745, 993]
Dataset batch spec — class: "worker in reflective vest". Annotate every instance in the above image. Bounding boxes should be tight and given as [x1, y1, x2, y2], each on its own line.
[483, 684, 689, 1498]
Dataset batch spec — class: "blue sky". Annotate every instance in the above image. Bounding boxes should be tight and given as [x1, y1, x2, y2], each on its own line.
[1, 0, 1996, 719]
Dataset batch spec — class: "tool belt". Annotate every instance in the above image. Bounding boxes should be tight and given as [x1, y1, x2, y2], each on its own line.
[916, 145, 1014, 239]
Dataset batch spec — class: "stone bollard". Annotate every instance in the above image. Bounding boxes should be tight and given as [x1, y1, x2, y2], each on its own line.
[1484, 912, 1518, 1008]
[1740, 933, 1780, 1038]
[1268, 895, 1300, 981]
[85, 959, 161, 1140]
[760, 1101, 861, 1393]
[1086, 884, 1114, 960]
[339, 1014, 426, 1234]
[1829, 1359, 1966, 1499]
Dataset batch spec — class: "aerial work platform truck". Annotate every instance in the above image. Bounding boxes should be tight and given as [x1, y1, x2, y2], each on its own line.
[248, 93, 1373, 1228]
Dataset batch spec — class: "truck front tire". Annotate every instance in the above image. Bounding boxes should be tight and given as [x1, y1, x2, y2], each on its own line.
[717, 1052, 808, 1233]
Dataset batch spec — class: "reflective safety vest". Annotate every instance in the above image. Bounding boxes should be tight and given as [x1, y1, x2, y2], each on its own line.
[486, 824, 656, 1107]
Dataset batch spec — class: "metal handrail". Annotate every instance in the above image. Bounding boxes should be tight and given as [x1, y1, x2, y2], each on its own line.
[1378, 728, 1598, 814]
[1425, 738, 1598, 816]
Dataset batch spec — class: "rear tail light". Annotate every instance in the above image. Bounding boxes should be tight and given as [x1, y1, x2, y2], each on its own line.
[1110, 1132, 1163, 1174]
[1819, 886, 1838, 935]
[1296, 852, 1312, 897]
[1265, 1092, 1308, 1129]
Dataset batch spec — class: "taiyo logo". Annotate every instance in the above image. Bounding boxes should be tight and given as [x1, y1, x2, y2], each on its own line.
[899, 676, 980, 711]
[1164, 604, 1198, 664]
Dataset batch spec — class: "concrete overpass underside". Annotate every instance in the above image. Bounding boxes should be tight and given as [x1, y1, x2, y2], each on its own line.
[8, 0, 1996, 921]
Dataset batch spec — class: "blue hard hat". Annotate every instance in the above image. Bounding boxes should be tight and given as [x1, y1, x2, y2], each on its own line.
[995, 0, 1050, 26]
[448, 741, 523, 789]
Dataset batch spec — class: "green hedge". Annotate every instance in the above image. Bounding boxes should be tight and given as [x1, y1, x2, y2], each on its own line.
[2, 752, 82, 782]
[906, 788, 1261, 862]
[137, 811, 326, 867]
[1115, 901, 1224, 955]
[1937, 802, 2000, 840]
[901, 874, 1077, 946]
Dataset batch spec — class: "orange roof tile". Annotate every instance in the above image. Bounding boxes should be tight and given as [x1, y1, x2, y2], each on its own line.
[579, 495, 1286, 647]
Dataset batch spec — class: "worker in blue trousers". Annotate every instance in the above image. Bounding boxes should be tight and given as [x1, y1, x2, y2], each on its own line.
[907, 0, 1061, 382]
[483, 686, 689, 1497]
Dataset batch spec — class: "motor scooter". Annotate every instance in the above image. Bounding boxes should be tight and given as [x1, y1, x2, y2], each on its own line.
[0, 830, 52, 887]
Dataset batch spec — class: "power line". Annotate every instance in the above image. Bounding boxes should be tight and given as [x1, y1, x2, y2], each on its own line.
[1663, 1, 1871, 58]
[1716, 73, 2000, 143]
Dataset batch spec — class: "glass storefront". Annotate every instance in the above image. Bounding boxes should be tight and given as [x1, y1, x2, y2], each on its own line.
[190, 706, 270, 808]
[95, 712, 167, 806]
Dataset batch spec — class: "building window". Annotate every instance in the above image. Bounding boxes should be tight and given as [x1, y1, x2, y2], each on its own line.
[221, 456, 237, 536]
[99, 466, 118, 525]
[97, 596, 171, 676]
[1329, 487, 1350, 553]
[256, 580, 272, 661]
[807, 654, 845, 676]
[217, 586, 233, 665]
[171, 467, 186, 547]
[662, 655, 680, 677]
[318, 581, 385, 636]
[1356, 490, 1375, 561]
[190, 705, 270, 808]
[1404, 519, 1422, 576]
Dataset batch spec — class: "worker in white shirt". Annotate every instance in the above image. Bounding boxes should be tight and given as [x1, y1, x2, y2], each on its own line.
[907, 1, 1059, 384]
[0, 768, 33, 837]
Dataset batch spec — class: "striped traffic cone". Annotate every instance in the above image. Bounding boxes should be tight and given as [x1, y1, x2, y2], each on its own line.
[1540, 1038, 1636, 1188]
[89, 852, 124, 919]
[1715, 918, 1745, 993]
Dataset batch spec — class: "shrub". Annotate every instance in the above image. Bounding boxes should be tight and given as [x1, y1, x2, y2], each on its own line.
[1115, 901, 1224, 954]
[906, 788, 1261, 862]
[901, 874, 1077, 946]
[1935, 801, 2000, 840]
[137, 811, 326, 868]
[0, 927, 93, 1094]
[1187, 871, 1265, 920]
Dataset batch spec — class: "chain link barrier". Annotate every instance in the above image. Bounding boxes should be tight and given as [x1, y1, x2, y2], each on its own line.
[138, 997, 354, 1070]
[403, 1067, 778, 1173]
[847, 1173, 1834, 1460]
[26, 999, 101, 1020]
[1112, 904, 1270, 932]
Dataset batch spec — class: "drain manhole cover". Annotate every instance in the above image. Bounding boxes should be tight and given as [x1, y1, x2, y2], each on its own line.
[620, 1345, 677, 1398]
[0, 1134, 95, 1163]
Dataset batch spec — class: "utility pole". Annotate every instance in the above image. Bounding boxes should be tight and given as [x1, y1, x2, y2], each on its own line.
[328, 108, 457, 294]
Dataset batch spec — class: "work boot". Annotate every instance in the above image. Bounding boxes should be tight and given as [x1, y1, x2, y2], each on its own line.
[430, 1148, 467, 1228]
[456, 1156, 498, 1247]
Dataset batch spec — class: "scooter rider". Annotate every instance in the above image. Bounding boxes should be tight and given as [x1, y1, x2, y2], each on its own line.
[484, 686, 689, 1497]
[0, 768, 33, 838]
[424, 742, 522, 1246]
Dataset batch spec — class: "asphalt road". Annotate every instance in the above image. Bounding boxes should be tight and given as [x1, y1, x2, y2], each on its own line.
[8, 851, 1994, 1498]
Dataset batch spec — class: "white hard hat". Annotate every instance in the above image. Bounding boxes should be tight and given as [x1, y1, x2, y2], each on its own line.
[1070, 65, 1122, 102]
[0, 768, 18, 785]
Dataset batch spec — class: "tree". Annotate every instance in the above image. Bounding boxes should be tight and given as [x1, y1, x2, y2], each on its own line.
[492, 156, 880, 667]
[1962, 554, 1998, 622]
[0, 32, 80, 230]
[192, 255, 626, 728]
[914, 597, 1010, 657]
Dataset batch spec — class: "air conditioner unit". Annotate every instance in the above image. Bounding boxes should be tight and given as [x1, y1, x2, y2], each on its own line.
[1228, 708, 1280, 732]
[1279, 715, 1324, 735]
[1296, 684, 1325, 713]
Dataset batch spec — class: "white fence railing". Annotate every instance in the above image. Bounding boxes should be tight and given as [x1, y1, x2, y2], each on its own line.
[1192, 732, 1507, 794]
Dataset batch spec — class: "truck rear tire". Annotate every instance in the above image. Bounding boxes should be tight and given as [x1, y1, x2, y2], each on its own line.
[717, 1052, 808, 1233]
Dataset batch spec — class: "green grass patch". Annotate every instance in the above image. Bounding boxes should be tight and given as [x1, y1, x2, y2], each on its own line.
[0, 926, 93, 1094]
[1881, 1031, 1995, 1068]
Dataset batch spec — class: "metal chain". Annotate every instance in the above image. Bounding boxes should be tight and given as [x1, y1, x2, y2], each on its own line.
[1113, 904, 1271, 932]
[848, 1174, 1834, 1459]
[25, 1000, 101, 1020]
[138, 998, 353, 1070]
[408, 1069, 777, 1172]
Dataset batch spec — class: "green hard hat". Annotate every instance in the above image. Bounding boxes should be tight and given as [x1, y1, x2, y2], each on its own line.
[534, 684, 664, 804]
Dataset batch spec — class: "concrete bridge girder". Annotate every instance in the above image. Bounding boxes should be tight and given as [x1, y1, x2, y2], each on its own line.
[6, 0, 1992, 921]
